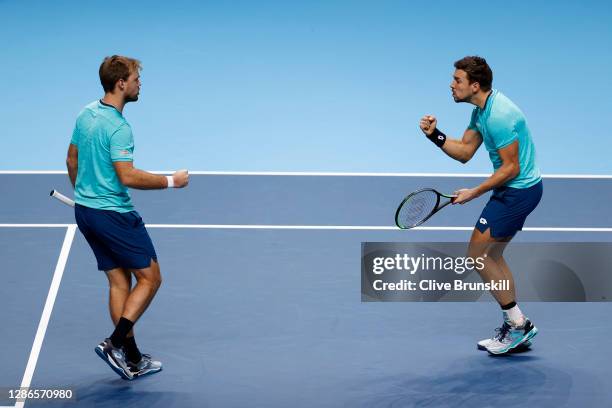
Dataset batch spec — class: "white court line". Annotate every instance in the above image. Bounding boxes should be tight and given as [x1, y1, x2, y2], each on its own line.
[0, 170, 611, 178]
[159, 172, 612, 179]
[0, 224, 72, 228]
[523, 227, 612, 232]
[146, 225, 612, 232]
[1, 224, 610, 232]
[13, 226, 76, 408]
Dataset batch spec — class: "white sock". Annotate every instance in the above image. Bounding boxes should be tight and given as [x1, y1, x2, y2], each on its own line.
[503, 304, 525, 327]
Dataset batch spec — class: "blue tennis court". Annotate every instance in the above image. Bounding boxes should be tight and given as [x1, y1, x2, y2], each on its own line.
[1, 173, 611, 407]
[3, 1, 611, 406]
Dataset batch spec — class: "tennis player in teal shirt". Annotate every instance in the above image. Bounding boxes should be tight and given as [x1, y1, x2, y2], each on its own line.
[419, 56, 542, 355]
[67, 55, 189, 379]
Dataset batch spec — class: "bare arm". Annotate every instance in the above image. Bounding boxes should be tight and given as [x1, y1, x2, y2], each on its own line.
[419, 115, 482, 163]
[66, 144, 78, 188]
[474, 140, 520, 195]
[113, 161, 189, 190]
[454, 140, 520, 204]
[440, 128, 483, 163]
[113, 161, 169, 189]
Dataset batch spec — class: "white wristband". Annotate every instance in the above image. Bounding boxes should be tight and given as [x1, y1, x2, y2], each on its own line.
[166, 175, 174, 188]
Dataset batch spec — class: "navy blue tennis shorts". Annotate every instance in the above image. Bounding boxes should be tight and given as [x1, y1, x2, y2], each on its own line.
[475, 180, 543, 238]
[75, 204, 157, 271]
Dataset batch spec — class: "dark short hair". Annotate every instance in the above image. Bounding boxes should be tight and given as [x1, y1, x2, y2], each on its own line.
[99, 55, 141, 93]
[454, 56, 492, 91]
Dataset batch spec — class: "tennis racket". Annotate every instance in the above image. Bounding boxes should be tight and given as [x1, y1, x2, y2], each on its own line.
[50, 190, 75, 207]
[395, 188, 456, 229]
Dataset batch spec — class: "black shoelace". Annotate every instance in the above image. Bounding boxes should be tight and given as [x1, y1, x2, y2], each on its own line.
[495, 322, 512, 341]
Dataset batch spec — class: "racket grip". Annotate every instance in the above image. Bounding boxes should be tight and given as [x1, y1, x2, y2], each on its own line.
[50, 190, 75, 207]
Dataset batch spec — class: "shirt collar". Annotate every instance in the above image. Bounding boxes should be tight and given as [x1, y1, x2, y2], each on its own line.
[481, 89, 495, 112]
[99, 99, 122, 115]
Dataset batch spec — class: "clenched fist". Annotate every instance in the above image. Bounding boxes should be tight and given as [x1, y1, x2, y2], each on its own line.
[419, 115, 437, 136]
[172, 169, 189, 188]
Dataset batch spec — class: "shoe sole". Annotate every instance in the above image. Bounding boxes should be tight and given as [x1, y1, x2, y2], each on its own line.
[477, 340, 532, 351]
[487, 326, 539, 355]
[95, 346, 134, 380]
[132, 366, 163, 379]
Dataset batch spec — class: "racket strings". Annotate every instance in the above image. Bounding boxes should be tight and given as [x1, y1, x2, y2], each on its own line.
[398, 190, 438, 228]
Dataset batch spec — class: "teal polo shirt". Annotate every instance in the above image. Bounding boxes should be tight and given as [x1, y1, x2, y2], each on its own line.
[468, 89, 541, 188]
[70, 100, 135, 212]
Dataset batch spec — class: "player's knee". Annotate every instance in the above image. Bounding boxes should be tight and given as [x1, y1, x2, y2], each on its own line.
[467, 242, 487, 260]
[138, 273, 161, 291]
[486, 244, 505, 260]
[110, 280, 131, 292]
[106, 270, 131, 292]
[150, 260, 162, 289]
[148, 269, 162, 290]
[133, 262, 162, 289]
[143, 269, 162, 290]
[153, 273, 162, 290]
